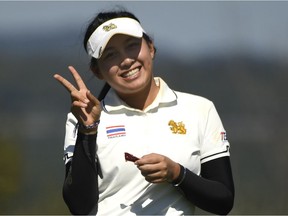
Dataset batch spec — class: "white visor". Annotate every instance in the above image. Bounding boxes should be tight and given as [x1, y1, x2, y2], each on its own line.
[86, 17, 145, 59]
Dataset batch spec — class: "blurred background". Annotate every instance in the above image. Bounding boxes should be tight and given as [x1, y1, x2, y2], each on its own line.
[1, 1, 288, 214]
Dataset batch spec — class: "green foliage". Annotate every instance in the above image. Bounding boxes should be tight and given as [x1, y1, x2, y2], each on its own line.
[0, 137, 22, 213]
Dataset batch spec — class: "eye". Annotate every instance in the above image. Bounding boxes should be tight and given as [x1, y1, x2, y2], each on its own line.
[127, 42, 138, 48]
[102, 50, 118, 60]
[126, 39, 141, 50]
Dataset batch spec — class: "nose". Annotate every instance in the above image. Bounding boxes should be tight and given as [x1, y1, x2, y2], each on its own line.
[120, 53, 135, 69]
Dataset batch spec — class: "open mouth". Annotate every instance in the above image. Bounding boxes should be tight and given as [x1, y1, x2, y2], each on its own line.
[121, 67, 140, 78]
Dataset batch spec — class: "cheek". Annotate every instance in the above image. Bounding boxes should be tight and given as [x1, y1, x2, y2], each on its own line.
[140, 52, 153, 71]
[98, 64, 118, 80]
[138, 45, 154, 69]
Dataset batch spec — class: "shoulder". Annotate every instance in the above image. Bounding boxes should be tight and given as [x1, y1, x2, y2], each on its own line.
[157, 77, 216, 112]
[174, 90, 214, 110]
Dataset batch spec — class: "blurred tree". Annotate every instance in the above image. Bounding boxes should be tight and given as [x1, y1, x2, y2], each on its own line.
[0, 137, 22, 213]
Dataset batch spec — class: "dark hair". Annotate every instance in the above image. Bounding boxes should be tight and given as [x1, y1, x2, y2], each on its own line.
[83, 9, 156, 100]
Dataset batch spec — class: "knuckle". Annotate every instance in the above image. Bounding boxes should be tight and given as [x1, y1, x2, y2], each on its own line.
[72, 101, 79, 106]
[70, 90, 78, 98]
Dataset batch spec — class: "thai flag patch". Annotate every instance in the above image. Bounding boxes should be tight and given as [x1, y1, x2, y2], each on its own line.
[106, 125, 126, 138]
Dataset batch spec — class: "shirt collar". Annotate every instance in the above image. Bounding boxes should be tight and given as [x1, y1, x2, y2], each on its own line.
[102, 77, 177, 113]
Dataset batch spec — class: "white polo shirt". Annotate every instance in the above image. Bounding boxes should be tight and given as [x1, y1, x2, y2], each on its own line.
[63, 77, 230, 215]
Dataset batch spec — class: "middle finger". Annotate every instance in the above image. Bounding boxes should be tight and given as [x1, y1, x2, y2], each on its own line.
[68, 66, 88, 90]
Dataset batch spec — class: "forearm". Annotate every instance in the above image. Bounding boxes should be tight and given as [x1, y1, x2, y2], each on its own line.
[177, 157, 234, 215]
[63, 132, 99, 215]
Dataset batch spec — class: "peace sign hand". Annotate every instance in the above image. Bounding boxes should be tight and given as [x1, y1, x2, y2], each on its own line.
[54, 66, 101, 134]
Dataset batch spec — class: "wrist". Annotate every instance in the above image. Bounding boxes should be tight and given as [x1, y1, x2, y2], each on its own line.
[171, 163, 181, 182]
[172, 164, 187, 187]
[77, 120, 100, 135]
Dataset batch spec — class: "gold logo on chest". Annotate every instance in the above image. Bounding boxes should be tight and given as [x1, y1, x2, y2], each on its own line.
[168, 120, 187, 134]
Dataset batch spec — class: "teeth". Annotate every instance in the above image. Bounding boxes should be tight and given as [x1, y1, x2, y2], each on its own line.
[122, 68, 139, 78]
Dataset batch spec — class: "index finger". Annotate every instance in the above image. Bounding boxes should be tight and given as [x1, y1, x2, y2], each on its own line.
[54, 73, 78, 93]
[68, 66, 88, 90]
[135, 153, 162, 166]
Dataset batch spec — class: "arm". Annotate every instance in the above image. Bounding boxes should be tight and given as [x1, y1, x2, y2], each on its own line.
[136, 154, 234, 215]
[177, 156, 234, 215]
[54, 66, 102, 214]
[63, 132, 99, 215]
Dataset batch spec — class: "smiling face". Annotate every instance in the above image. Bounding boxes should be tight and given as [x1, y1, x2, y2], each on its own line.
[95, 34, 155, 99]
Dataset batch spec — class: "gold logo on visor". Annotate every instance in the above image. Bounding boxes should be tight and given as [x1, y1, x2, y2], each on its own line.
[103, 23, 117, 32]
[168, 120, 187, 134]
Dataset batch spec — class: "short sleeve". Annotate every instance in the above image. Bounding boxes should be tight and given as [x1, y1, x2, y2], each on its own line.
[63, 112, 78, 164]
[200, 103, 230, 164]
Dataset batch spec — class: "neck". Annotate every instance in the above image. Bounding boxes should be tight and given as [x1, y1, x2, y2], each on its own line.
[118, 78, 159, 111]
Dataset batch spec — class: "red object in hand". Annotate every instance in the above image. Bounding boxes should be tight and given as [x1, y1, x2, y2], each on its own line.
[125, 152, 139, 162]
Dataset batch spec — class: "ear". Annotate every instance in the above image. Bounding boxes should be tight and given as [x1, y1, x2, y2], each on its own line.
[148, 42, 155, 59]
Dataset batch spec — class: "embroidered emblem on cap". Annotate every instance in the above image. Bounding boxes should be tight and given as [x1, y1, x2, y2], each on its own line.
[168, 120, 186, 134]
[102, 23, 117, 32]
